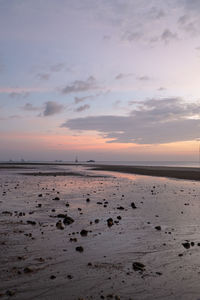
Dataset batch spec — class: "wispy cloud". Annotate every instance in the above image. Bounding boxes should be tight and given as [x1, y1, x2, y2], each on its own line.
[21, 103, 41, 111]
[75, 104, 90, 112]
[61, 76, 99, 94]
[50, 63, 66, 72]
[161, 29, 178, 43]
[36, 73, 50, 80]
[137, 76, 150, 81]
[115, 73, 133, 80]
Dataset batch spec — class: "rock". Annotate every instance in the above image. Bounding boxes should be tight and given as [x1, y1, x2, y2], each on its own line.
[63, 216, 74, 225]
[50, 275, 56, 279]
[56, 220, 64, 230]
[67, 274, 73, 279]
[27, 220, 36, 225]
[117, 206, 124, 210]
[131, 202, 137, 209]
[6, 290, 15, 296]
[117, 216, 121, 220]
[107, 218, 114, 227]
[86, 198, 90, 202]
[182, 242, 190, 249]
[53, 197, 60, 201]
[155, 226, 161, 231]
[24, 267, 33, 273]
[191, 242, 195, 247]
[132, 262, 145, 272]
[80, 229, 88, 236]
[57, 214, 67, 218]
[156, 272, 162, 276]
[95, 219, 99, 223]
[38, 194, 43, 197]
[76, 246, 84, 252]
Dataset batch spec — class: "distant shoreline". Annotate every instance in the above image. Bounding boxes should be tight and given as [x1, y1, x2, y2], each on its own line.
[92, 164, 200, 181]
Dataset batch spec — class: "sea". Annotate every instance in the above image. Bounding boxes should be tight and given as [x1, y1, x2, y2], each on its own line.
[1, 160, 200, 168]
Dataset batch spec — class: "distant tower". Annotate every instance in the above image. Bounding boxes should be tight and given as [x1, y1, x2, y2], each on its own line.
[75, 155, 78, 163]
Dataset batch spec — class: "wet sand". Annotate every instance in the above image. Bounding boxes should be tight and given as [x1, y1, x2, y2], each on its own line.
[1, 164, 200, 299]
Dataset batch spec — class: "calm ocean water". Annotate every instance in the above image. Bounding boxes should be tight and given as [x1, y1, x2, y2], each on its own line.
[1, 160, 200, 168]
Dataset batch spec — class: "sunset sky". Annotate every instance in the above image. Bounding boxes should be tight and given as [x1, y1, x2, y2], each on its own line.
[1, 0, 200, 161]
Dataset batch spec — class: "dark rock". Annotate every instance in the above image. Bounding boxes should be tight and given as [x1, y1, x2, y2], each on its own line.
[86, 198, 90, 202]
[95, 219, 99, 223]
[27, 220, 36, 225]
[117, 216, 121, 220]
[131, 202, 137, 209]
[107, 218, 114, 227]
[50, 275, 56, 279]
[182, 242, 190, 249]
[38, 194, 43, 197]
[56, 220, 64, 230]
[63, 216, 74, 225]
[67, 274, 73, 279]
[57, 214, 67, 218]
[156, 272, 162, 276]
[76, 246, 84, 252]
[53, 197, 60, 201]
[132, 262, 145, 272]
[117, 206, 124, 210]
[80, 229, 88, 236]
[191, 242, 195, 247]
[6, 290, 15, 296]
[24, 267, 33, 273]
[155, 226, 161, 231]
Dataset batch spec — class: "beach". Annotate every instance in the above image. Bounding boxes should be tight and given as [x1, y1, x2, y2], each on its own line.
[1, 163, 200, 299]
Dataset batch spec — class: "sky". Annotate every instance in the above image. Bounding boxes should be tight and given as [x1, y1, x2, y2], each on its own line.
[1, 0, 200, 161]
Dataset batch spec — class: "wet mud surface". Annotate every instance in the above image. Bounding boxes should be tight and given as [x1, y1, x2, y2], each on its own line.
[1, 164, 200, 299]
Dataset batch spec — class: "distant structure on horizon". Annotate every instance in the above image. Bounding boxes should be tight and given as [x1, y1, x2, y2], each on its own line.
[75, 156, 78, 163]
[87, 160, 95, 163]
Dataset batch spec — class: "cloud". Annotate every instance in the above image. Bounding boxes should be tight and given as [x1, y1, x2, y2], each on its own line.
[137, 76, 150, 81]
[21, 103, 40, 111]
[9, 91, 30, 98]
[37, 73, 50, 80]
[74, 95, 93, 104]
[43, 101, 64, 116]
[74, 90, 110, 104]
[50, 63, 65, 72]
[61, 76, 99, 94]
[115, 73, 133, 80]
[75, 104, 90, 112]
[161, 29, 178, 43]
[121, 31, 143, 42]
[157, 87, 166, 91]
[61, 98, 200, 144]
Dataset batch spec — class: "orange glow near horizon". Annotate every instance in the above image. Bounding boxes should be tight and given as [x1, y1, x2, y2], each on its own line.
[1, 131, 199, 160]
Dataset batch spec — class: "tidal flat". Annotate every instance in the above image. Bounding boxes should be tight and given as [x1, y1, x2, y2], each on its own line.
[1, 163, 200, 300]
